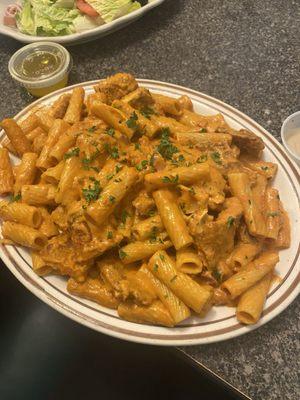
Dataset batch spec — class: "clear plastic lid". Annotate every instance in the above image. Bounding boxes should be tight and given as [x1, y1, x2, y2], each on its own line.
[8, 42, 71, 88]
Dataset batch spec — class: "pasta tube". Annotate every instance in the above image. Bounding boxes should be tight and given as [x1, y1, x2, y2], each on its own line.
[152, 94, 182, 116]
[64, 87, 85, 124]
[148, 251, 213, 314]
[35, 111, 55, 132]
[236, 272, 272, 324]
[118, 300, 174, 327]
[153, 189, 193, 250]
[91, 101, 134, 138]
[176, 247, 203, 274]
[37, 119, 70, 169]
[31, 251, 53, 276]
[55, 157, 81, 205]
[140, 265, 191, 324]
[39, 208, 59, 237]
[32, 132, 47, 155]
[86, 166, 138, 226]
[145, 163, 210, 189]
[275, 202, 291, 249]
[26, 127, 46, 143]
[21, 184, 56, 206]
[14, 152, 38, 195]
[67, 277, 119, 309]
[49, 133, 76, 164]
[0, 200, 42, 228]
[41, 161, 65, 185]
[119, 239, 172, 264]
[228, 172, 267, 237]
[2, 221, 47, 249]
[2, 138, 18, 156]
[0, 119, 32, 156]
[133, 215, 164, 241]
[19, 113, 40, 135]
[49, 94, 71, 119]
[226, 242, 262, 272]
[266, 188, 280, 239]
[222, 251, 279, 299]
[0, 147, 14, 195]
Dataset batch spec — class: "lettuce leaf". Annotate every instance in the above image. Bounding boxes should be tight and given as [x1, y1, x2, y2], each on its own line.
[17, 0, 80, 36]
[86, 0, 140, 23]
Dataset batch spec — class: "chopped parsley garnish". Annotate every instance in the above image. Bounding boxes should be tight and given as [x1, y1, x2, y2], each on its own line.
[109, 195, 116, 203]
[170, 275, 178, 283]
[82, 204, 87, 210]
[197, 154, 208, 163]
[107, 231, 113, 239]
[162, 174, 179, 184]
[189, 187, 196, 195]
[226, 216, 235, 228]
[211, 152, 222, 165]
[149, 226, 159, 243]
[261, 166, 269, 171]
[10, 193, 21, 202]
[114, 178, 122, 183]
[153, 263, 159, 272]
[248, 199, 252, 205]
[121, 210, 130, 224]
[134, 143, 141, 150]
[90, 166, 100, 173]
[199, 128, 207, 133]
[82, 149, 100, 169]
[119, 249, 127, 259]
[106, 127, 115, 137]
[267, 212, 280, 217]
[88, 126, 97, 133]
[147, 209, 156, 217]
[115, 164, 122, 173]
[82, 178, 101, 204]
[140, 106, 155, 119]
[126, 112, 138, 130]
[104, 143, 119, 159]
[136, 160, 148, 171]
[212, 268, 222, 283]
[106, 173, 114, 181]
[159, 254, 165, 261]
[157, 128, 179, 160]
[64, 147, 80, 160]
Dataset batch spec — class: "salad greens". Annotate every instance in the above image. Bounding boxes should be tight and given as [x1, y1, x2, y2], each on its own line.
[14, 0, 143, 36]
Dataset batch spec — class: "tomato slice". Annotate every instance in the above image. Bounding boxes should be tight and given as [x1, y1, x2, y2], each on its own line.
[76, 0, 99, 17]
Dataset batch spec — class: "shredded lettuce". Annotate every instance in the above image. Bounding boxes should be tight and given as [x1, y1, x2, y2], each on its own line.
[85, 1, 140, 23]
[16, 0, 80, 36]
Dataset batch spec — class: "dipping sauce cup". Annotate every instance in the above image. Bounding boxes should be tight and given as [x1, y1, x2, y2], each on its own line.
[8, 42, 72, 98]
[281, 111, 300, 166]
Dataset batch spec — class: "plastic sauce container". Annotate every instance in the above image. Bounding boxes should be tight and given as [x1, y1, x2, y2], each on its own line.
[8, 42, 72, 98]
[281, 111, 300, 166]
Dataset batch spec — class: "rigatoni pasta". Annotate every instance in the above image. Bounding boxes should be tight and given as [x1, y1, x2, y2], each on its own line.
[0, 72, 290, 327]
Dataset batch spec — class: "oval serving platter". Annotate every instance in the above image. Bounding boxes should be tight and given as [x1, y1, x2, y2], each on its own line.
[0, 0, 165, 45]
[0, 79, 299, 346]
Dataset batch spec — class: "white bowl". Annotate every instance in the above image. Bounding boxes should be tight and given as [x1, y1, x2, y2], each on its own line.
[0, 0, 165, 45]
[281, 111, 300, 166]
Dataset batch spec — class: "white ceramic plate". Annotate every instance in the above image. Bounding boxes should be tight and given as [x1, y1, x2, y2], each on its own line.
[0, 0, 164, 45]
[1, 80, 299, 346]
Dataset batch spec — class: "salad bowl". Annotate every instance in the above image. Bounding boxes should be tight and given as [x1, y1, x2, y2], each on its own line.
[0, 0, 165, 45]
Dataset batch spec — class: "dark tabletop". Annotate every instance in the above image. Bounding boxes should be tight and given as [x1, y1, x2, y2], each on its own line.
[0, 1, 299, 400]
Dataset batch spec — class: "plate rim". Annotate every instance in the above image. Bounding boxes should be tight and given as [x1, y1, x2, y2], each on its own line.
[0, 0, 165, 44]
[0, 78, 299, 346]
